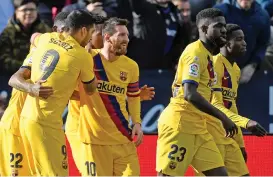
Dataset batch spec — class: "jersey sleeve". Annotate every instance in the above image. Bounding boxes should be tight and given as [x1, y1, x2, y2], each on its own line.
[21, 45, 36, 69]
[211, 58, 249, 128]
[127, 63, 141, 124]
[181, 53, 204, 86]
[80, 53, 95, 84]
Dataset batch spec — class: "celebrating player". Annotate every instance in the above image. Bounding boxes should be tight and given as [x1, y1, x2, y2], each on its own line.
[156, 8, 238, 176]
[194, 23, 267, 176]
[0, 11, 71, 176]
[10, 10, 98, 176]
[66, 16, 155, 174]
[77, 17, 143, 176]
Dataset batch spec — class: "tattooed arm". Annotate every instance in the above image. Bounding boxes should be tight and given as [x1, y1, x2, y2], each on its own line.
[9, 67, 53, 99]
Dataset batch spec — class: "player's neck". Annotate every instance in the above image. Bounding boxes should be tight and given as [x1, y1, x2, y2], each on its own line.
[220, 50, 235, 64]
[100, 47, 119, 62]
[199, 37, 217, 55]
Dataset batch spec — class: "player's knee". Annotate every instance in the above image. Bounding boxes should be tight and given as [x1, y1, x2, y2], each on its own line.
[202, 166, 228, 176]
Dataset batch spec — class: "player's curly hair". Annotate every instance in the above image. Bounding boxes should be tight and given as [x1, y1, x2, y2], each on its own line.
[102, 17, 129, 36]
[196, 8, 224, 27]
[226, 23, 241, 40]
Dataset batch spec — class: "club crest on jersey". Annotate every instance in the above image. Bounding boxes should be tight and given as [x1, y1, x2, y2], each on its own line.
[11, 169, 18, 176]
[189, 63, 199, 77]
[62, 160, 68, 169]
[120, 71, 128, 81]
[169, 161, 177, 170]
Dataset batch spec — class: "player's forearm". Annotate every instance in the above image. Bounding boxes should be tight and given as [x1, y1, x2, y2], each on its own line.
[9, 70, 32, 93]
[127, 96, 141, 124]
[214, 104, 249, 128]
[185, 91, 226, 121]
[211, 92, 249, 128]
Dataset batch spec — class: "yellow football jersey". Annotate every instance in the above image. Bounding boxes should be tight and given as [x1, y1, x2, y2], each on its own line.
[79, 50, 141, 145]
[209, 53, 250, 145]
[0, 47, 34, 136]
[158, 40, 216, 134]
[65, 50, 97, 135]
[20, 32, 95, 129]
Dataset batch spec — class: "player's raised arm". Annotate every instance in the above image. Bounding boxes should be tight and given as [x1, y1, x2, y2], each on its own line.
[9, 48, 53, 99]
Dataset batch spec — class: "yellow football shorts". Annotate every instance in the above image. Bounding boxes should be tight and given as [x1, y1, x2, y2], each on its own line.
[0, 124, 31, 176]
[156, 123, 225, 176]
[81, 142, 140, 176]
[233, 127, 245, 147]
[66, 133, 82, 174]
[195, 141, 249, 176]
[20, 117, 68, 176]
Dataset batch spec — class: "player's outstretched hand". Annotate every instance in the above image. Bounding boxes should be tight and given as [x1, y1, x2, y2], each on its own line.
[246, 120, 267, 137]
[131, 123, 143, 147]
[29, 80, 54, 99]
[140, 85, 155, 101]
[221, 114, 238, 138]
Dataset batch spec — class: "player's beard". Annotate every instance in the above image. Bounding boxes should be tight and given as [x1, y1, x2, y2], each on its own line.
[211, 36, 226, 49]
[110, 39, 128, 56]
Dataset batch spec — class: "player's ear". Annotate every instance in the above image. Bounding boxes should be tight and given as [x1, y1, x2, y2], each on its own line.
[226, 41, 231, 49]
[201, 25, 208, 34]
[104, 33, 111, 43]
[81, 27, 87, 37]
[52, 26, 57, 32]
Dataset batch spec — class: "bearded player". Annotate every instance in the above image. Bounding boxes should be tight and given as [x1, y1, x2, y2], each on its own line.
[156, 8, 238, 176]
[194, 23, 267, 176]
[0, 11, 71, 176]
[76, 17, 143, 176]
[10, 10, 98, 176]
[66, 16, 155, 174]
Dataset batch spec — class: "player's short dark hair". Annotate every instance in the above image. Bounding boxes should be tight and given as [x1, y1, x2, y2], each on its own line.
[102, 17, 128, 36]
[226, 23, 241, 40]
[196, 8, 224, 27]
[53, 11, 69, 27]
[92, 14, 108, 25]
[65, 10, 96, 32]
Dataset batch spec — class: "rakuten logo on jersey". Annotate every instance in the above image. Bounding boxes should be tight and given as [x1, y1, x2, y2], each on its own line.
[97, 81, 125, 95]
[222, 88, 236, 99]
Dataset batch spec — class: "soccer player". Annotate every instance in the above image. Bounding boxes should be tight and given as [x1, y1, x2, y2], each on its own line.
[10, 10, 98, 176]
[194, 23, 267, 176]
[77, 17, 143, 176]
[0, 11, 70, 176]
[156, 8, 238, 176]
[211, 24, 267, 163]
[66, 15, 155, 174]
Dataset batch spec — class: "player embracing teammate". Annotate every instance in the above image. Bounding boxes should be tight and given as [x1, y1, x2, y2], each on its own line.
[0, 7, 267, 177]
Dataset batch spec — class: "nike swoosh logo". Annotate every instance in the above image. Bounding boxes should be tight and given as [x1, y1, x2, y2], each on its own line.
[223, 77, 230, 80]
[94, 69, 103, 72]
